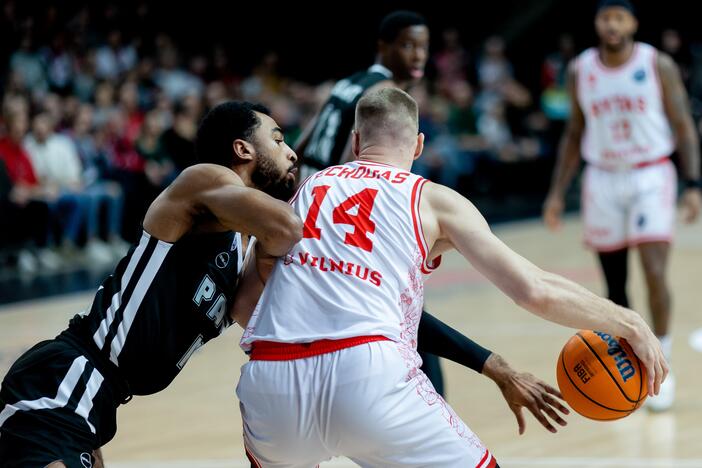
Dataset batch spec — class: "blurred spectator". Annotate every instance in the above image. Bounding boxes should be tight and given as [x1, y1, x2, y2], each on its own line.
[661, 29, 692, 87]
[541, 34, 575, 121]
[93, 81, 118, 128]
[24, 113, 114, 264]
[118, 81, 145, 143]
[99, 109, 146, 242]
[95, 30, 138, 81]
[155, 45, 203, 101]
[68, 104, 128, 257]
[10, 35, 48, 98]
[242, 51, 284, 100]
[42, 32, 74, 95]
[137, 109, 174, 191]
[434, 28, 471, 92]
[477, 36, 512, 91]
[0, 100, 57, 272]
[160, 101, 197, 172]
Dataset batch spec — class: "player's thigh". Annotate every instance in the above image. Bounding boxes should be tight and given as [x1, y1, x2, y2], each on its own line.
[237, 359, 331, 467]
[334, 342, 494, 467]
[628, 162, 677, 244]
[582, 166, 627, 250]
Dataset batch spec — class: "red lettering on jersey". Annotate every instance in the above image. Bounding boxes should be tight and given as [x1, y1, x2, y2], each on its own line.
[393, 172, 409, 184]
[350, 167, 366, 179]
[592, 102, 600, 117]
[345, 262, 355, 275]
[330, 258, 344, 272]
[363, 168, 379, 179]
[337, 167, 354, 178]
[622, 97, 633, 112]
[379, 170, 392, 181]
[637, 96, 646, 112]
[325, 167, 341, 177]
[303, 185, 331, 240]
[332, 188, 379, 252]
[355, 265, 369, 280]
[287, 250, 382, 287]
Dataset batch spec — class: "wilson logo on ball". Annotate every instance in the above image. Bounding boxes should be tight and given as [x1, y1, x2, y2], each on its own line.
[594, 331, 636, 382]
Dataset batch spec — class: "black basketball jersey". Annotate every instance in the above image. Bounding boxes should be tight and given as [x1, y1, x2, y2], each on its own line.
[62, 229, 246, 395]
[302, 64, 393, 172]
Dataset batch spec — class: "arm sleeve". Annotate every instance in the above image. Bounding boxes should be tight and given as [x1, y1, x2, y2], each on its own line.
[417, 311, 493, 373]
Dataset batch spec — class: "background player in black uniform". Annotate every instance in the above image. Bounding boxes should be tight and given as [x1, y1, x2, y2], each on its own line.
[0, 101, 302, 468]
[297, 10, 455, 395]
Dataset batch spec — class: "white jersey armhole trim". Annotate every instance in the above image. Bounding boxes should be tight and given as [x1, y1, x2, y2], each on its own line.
[410, 178, 441, 274]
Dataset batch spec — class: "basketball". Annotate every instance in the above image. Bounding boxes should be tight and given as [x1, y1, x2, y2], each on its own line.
[556, 330, 647, 421]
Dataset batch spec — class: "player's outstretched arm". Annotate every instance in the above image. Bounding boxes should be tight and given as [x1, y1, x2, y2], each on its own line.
[543, 60, 585, 231]
[422, 182, 668, 396]
[418, 313, 569, 434]
[144, 164, 303, 255]
[417, 312, 492, 373]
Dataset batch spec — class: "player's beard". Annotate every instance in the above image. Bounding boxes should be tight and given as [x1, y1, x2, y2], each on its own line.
[251, 149, 296, 201]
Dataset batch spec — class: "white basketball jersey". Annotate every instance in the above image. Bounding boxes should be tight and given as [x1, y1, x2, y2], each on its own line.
[577, 43, 674, 169]
[240, 160, 440, 350]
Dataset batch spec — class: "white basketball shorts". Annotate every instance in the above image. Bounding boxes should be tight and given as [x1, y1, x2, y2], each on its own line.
[582, 159, 677, 252]
[236, 339, 497, 468]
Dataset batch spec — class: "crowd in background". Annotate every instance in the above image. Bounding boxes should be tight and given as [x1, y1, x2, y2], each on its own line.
[2, 2, 702, 276]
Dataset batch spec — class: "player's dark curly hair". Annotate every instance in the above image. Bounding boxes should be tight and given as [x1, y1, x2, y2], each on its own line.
[195, 101, 271, 168]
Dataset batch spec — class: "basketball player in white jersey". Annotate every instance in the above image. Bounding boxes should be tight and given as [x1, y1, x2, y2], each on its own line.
[543, 0, 701, 411]
[236, 87, 667, 468]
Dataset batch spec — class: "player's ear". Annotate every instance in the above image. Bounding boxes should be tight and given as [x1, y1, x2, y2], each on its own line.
[413, 132, 424, 160]
[631, 17, 639, 35]
[233, 138, 255, 162]
[352, 130, 361, 158]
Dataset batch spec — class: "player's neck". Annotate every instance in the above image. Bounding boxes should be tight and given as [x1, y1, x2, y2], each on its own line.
[598, 41, 635, 68]
[357, 150, 412, 171]
[231, 165, 255, 189]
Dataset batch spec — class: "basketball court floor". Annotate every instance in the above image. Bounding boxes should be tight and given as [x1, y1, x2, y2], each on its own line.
[1, 217, 700, 468]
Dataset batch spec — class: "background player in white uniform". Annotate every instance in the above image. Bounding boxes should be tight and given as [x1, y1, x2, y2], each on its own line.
[543, 0, 701, 411]
[236, 87, 668, 468]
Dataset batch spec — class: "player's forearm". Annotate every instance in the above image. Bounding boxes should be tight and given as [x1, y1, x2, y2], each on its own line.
[518, 270, 647, 342]
[417, 312, 492, 373]
[547, 133, 581, 198]
[675, 121, 701, 181]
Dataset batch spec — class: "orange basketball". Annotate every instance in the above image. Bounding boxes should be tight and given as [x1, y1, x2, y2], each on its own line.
[556, 330, 647, 420]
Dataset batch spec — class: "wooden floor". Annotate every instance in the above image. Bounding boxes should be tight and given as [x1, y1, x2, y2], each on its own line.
[1, 217, 701, 468]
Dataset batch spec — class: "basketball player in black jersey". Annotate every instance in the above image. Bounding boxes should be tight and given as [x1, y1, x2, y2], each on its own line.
[0, 101, 302, 468]
[0, 101, 568, 468]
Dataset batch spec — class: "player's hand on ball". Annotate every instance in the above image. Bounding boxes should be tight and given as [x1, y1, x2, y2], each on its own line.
[625, 320, 669, 397]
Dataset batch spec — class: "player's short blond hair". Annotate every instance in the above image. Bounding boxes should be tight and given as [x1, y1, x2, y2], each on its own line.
[355, 87, 418, 147]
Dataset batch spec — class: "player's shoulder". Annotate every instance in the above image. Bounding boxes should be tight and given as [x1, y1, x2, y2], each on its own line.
[174, 164, 245, 191]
